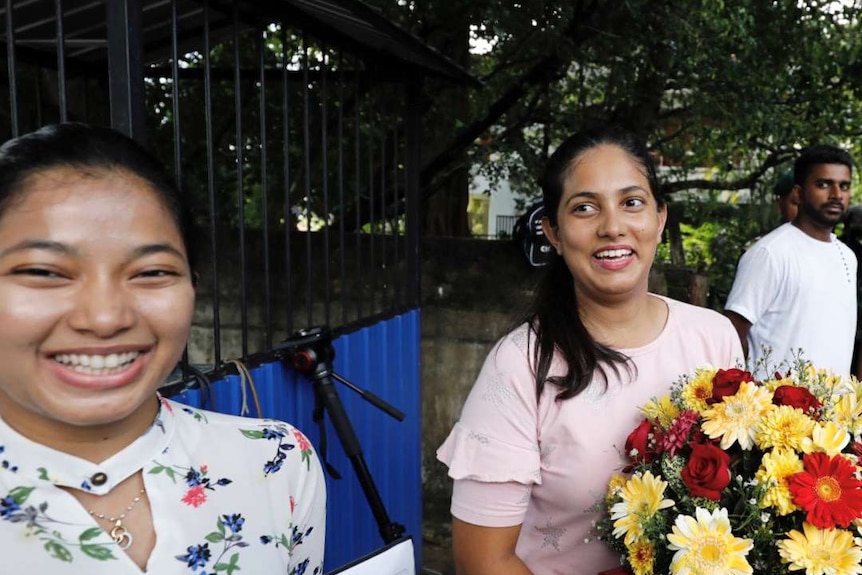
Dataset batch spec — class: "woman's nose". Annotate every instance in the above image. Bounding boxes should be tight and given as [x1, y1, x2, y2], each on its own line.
[598, 208, 624, 238]
[66, 277, 136, 337]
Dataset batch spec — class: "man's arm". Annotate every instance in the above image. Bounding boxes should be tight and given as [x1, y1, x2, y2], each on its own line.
[724, 310, 751, 359]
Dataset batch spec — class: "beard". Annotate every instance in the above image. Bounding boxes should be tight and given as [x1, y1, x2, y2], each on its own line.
[799, 198, 846, 228]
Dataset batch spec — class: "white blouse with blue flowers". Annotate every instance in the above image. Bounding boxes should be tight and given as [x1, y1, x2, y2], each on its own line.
[0, 397, 326, 574]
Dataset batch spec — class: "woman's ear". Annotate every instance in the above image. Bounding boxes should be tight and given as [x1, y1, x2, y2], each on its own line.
[541, 216, 561, 255]
[656, 204, 668, 242]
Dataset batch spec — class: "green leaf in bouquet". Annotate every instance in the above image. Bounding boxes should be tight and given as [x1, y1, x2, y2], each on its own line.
[659, 454, 687, 497]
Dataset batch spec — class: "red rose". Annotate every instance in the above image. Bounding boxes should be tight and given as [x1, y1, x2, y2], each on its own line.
[681, 443, 731, 500]
[625, 419, 660, 465]
[772, 385, 822, 417]
[708, 368, 752, 404]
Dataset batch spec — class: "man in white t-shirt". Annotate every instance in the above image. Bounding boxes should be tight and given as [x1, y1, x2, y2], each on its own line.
[725, 144, 857, 377]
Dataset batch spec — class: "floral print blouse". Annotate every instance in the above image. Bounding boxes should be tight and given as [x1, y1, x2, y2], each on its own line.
[0, 397, 326, 574]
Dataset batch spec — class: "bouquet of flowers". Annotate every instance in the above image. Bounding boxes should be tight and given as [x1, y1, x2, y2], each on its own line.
[596, 360, 862, 575]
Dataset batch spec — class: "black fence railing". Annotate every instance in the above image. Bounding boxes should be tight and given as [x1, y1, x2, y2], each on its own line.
[496, 214, 517, 238]
[0, 0, 443, 382]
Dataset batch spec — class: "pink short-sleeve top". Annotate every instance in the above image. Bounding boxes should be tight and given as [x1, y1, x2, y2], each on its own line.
[437, 296, 743, 575]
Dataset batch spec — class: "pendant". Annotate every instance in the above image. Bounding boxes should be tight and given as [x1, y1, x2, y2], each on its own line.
[110, 520, 133, 549]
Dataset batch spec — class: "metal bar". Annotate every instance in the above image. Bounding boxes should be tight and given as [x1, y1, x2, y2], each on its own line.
[203, 0, 222, 364]
[54, 0, 67, 122]
[393, 122, 401, 307]
[35, 63, 41, 126]
[321, 46, 331, 326]
[81, 69, 88, 122]
[379, 119, 386, 313]
[170, 0, 183, 195]
[233, 2, 248, 357]
[6, 0, 18, 137]
[282, 27, 294, 334]
[6, 0, 101, 36]
[338, 51, 346, 326]
[106, 0, 145, 140]
[259, 29, 273, 349]
[170, 0, 188, 373]
[354, 70, 363, 320]
[368, 106, 375, 315]
[405, 77, 422, 308]
[143, 66, 398, 84]
[302, 36, 312, 328]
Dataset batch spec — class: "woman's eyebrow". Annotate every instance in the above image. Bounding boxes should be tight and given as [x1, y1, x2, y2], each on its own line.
[0, 240, 186, 260]
[563, 190, 598, 206]
[129, 243, 187, 260]
[563, 186, 648, 206]
[0, 239, 76, 258]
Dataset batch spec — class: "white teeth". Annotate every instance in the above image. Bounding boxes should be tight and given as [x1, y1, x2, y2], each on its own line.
[595, 249, 633, 259]
[52, 352, 140, 375]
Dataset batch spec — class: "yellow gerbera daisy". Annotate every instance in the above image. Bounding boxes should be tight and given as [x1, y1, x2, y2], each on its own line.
[679, 368, 717, 413]
[701, 381, 774, 450]
[762, 376, 795, 393]
[667, 507, 753, 575]
[606, 472, 628, 504]
[756, 404, 815, 451]
[642, 395, 679, 428]
[610, 471, 675, 545]
[778, 522, 862, 575]
[801, 421, 851, 456]
[755, 448, 803, 515]
[830, 392, 862, 437]
[627, 539, 656, 575]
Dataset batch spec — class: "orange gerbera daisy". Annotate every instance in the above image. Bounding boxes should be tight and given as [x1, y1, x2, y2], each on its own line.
[787, 452, 862, 529]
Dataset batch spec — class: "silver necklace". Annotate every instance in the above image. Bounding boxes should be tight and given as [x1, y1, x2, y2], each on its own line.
[87, 488, 146, 550]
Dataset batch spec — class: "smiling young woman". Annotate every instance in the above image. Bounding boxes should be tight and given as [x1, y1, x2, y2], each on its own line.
[437, 125, 744, 575]
[0, 123, 325, 574]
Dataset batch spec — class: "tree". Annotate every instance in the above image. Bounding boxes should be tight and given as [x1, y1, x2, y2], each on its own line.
[366, 0, 862, 237]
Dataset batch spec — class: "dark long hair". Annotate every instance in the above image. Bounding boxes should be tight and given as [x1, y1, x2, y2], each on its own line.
[0, 122, 198, 273]
[525, 124, 664, 401]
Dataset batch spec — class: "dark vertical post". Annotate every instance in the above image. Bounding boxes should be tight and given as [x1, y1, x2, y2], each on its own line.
[54, 0, 67, 122]
[170, 0, 188, 370]
[170, 0, 183, 198]
[258, 29, 273, 349]
[302, 36, 312, 328]
[337, 52, 346, 326]
[404, 76, 422, 308]
[6, 0, 19, 137]
[393, 123, 401, 306]
[321, 47, 331, 325]
[106, 0, 145, 140]
[354, 69, 363, 320]
[232, 3, 248, 357]
[379, 122, 386, 310]
[35, 64, 42, 126]
[203, 0, 222, 364]
[367, 105, 375, 314]
[282, 28, 294, 334]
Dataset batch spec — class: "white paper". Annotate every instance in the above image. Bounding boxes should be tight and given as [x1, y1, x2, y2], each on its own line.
[326, 537, 415, 575]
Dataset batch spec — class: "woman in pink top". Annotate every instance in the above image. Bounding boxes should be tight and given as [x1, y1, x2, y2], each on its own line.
[437, 125, 743, 575]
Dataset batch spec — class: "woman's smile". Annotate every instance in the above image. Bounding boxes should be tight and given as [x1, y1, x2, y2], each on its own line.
[0, 166, 194, 441]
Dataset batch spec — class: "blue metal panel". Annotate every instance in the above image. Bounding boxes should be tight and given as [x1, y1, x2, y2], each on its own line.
[172, 310, 422, 573]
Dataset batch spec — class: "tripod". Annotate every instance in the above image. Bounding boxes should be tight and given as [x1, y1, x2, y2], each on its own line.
[274, 326, 406, 544]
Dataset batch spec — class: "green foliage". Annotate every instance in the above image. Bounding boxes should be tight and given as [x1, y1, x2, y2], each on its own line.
[656, 187, 779, 309]
[366, 0, 862, 238]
